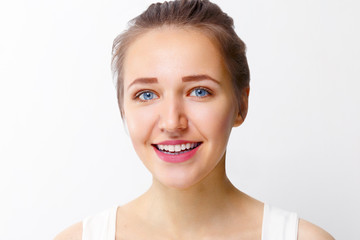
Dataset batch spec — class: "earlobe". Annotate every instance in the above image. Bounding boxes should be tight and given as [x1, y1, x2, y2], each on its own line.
[233, 87, 250, 127]
[233, 112, 244, 127]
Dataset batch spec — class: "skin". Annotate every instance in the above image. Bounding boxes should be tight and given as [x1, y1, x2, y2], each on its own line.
[122, 26, 244, 191]
[54, 27, 334, 240]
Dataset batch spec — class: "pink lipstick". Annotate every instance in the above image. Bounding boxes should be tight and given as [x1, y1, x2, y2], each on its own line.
[152, 140, 202, 163]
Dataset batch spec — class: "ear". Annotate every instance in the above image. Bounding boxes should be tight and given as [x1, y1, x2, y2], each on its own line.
[233, 87, 250, 127]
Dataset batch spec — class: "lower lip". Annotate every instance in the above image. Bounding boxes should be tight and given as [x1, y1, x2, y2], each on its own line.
[153, 144, 201, 163]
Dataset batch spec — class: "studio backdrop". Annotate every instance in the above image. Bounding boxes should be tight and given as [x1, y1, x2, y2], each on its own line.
[0, 0, 359, 239]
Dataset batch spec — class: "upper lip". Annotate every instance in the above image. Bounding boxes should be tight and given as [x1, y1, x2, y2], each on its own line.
[153, 140, 201, 145]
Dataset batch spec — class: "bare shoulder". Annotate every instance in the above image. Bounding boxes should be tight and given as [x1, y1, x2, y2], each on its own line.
[298, 219, 335, 240]
[53, 222, 82, 240]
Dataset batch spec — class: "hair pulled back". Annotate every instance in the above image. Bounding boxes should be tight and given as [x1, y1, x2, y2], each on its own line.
[112, 0, 250, 118]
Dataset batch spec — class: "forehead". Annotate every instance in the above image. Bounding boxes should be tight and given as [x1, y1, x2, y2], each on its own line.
[123, 27, 229, 86]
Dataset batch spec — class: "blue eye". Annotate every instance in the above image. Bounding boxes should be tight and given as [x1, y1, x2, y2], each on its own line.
[137, 91, 158, 101]
[189, 88, 211, 97]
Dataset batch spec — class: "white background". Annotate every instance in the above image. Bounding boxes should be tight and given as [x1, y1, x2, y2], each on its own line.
[0, 0, 359, 239]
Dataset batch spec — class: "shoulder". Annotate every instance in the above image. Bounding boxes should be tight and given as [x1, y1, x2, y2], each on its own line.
[298, 219, 335, 240]
[53, 222, 82, 240]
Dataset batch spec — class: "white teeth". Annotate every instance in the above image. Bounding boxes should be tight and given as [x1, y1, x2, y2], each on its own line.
[174, 145, 181, 152]
[168, 145, 175, 152]
[156, 143, 199, 152]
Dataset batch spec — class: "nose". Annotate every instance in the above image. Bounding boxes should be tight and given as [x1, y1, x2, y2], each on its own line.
[158, 95, 188, 133]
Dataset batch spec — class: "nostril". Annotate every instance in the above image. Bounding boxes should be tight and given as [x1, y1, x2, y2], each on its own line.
[158, 113, 188, 132]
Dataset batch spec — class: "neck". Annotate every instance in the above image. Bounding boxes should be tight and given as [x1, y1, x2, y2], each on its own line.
[136, 157, 243, 236]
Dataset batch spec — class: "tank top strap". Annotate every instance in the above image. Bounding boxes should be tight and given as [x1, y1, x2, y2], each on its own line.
[261, 204, 299, 240]
[82, 205, 118, 240]
[82, 204, 298, 240]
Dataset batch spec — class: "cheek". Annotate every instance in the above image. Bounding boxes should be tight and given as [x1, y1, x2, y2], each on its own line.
[189, 99, 235, 137]
[124, 105, 157, 147]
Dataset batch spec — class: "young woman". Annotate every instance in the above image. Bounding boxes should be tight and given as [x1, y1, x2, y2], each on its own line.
[55, 0, 334, 239]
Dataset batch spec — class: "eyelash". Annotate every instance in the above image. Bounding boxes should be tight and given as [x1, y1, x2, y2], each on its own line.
[188, 87, 213, 98]
[133, 87, 213, 102]
[134, 90, 159, 102]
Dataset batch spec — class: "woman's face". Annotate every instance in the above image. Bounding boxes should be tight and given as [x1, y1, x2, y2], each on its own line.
[122, 27, 244, 189]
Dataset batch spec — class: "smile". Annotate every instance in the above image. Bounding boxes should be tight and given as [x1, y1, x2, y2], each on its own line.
[154, 142, 201, 155]
[152, 141, 202, 163]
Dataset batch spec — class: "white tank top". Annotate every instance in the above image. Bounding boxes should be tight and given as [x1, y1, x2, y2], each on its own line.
[82, 204, 299, 240]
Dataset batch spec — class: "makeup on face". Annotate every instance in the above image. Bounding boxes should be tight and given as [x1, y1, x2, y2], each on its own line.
[152, 140, 202, 163]
[122, 27, 241, 189]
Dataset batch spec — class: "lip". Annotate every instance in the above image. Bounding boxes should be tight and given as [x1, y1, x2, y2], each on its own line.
[152, 141, 202, 163]
[153, 140, 198, 145]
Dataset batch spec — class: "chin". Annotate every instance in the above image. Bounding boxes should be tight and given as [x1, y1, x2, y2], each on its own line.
[154, 164, 218, 191]
[153, 170, 205, 190]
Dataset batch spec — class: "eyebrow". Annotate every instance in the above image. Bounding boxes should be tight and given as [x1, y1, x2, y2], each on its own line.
[127, 74, 219, 90]
[127, 77, 158, 90]
[182, 74, 220, 84]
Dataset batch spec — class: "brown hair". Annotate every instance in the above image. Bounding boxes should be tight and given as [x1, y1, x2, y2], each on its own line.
[112, 0, 250, 118]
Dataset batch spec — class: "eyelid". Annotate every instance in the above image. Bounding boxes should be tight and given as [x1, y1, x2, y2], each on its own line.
[132, 87, 213, 101]
[133, 89, 159, 101]
[187, 86, 213, 97]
